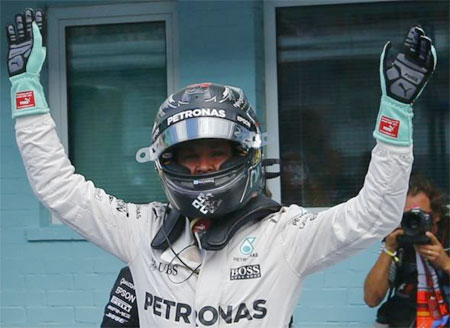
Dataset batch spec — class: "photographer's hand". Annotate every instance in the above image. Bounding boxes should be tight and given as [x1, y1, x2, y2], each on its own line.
[416, 232, 450, 274]
[385, 228, 404, 252]
[363, 228, 404, 307]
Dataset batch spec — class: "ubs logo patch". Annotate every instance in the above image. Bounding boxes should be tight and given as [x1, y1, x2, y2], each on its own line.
[230, 264, 261, 280]
[150, 259, 179, 276]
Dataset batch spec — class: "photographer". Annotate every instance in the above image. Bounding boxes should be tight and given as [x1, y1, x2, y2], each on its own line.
[364, 175, 449, 327]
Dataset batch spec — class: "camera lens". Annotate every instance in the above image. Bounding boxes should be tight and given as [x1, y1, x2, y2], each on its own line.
[399, 208, 433, 245]
[404, 214, 420, 230]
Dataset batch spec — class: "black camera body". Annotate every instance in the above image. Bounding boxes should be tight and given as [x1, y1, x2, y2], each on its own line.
[397, 208, 433, 245]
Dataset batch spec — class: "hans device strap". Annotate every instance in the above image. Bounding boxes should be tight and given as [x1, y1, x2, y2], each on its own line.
[151, 195, 281, 251]
[201, 196, 281, 250]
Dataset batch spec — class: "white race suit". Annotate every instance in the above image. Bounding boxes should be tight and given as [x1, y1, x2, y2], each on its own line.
[15, 113, 412, 327]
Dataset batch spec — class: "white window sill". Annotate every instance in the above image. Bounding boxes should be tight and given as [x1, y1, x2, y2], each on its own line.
[26, 226, 86, 241]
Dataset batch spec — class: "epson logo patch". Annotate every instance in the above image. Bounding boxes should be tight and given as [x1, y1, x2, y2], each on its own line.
[230, 265, 261, 280]
[237, 115, 251, 128]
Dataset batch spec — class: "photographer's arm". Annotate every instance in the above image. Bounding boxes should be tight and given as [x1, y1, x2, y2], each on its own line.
[364, 229, 403, 307]
[364, 253, 393, 307]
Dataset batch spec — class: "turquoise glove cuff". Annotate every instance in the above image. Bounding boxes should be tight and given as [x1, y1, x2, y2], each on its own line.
[10, 72, 49, 119]
[373, 95, 413, 146]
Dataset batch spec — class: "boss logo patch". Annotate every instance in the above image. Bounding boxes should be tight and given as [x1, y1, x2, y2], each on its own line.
[230, 264, 261, 280]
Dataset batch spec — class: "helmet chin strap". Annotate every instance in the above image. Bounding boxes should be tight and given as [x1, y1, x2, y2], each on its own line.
[151, 195, 281, 252]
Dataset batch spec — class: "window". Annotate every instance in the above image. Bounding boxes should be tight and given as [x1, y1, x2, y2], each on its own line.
[265, 1, 449, 207]
[48, 3, 176, 216]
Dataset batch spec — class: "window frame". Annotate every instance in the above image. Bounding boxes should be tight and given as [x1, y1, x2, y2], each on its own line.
[263, 0, 403, 210]
[48, 1, 178, 154]
[46, 2, 177, 223]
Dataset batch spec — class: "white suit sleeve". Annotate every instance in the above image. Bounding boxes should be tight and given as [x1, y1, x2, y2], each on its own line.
[280, 141, 412, 276]
[15, 113, 157, 263]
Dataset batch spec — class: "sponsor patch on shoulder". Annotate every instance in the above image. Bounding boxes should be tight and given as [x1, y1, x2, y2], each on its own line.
[292, 212, 318, 229]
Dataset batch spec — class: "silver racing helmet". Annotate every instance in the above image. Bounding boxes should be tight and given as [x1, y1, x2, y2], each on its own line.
[137, 83, 265, 218]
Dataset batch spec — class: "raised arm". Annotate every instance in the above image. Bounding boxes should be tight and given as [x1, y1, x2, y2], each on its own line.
[7, 9, 155, 263]
[281, 26, 437, 275]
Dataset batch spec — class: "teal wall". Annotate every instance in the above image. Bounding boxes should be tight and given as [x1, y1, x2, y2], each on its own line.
[177, 0, 266, 125]
[1, 0, 380, 327]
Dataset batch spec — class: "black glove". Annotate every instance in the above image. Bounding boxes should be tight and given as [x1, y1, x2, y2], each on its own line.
[374, 26, 437, 146]
[382, 26, 436, 104]
[6, 8, 46, 77]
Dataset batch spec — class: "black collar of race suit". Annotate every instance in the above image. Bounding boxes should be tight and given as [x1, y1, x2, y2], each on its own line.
[151, 195, 282, 251]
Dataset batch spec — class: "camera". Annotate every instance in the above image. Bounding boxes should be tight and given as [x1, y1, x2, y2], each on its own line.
[397, 208, 433, 245]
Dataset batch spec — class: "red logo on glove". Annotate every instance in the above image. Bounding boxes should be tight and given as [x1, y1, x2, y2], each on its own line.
[16, 91, 36, 109]
[379, 116, 400, 138]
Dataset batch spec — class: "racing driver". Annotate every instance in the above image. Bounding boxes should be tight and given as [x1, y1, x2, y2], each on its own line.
[6, 8, 437, 327]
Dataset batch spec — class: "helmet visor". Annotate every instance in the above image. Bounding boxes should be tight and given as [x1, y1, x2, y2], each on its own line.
[146, 117, 261, 161]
